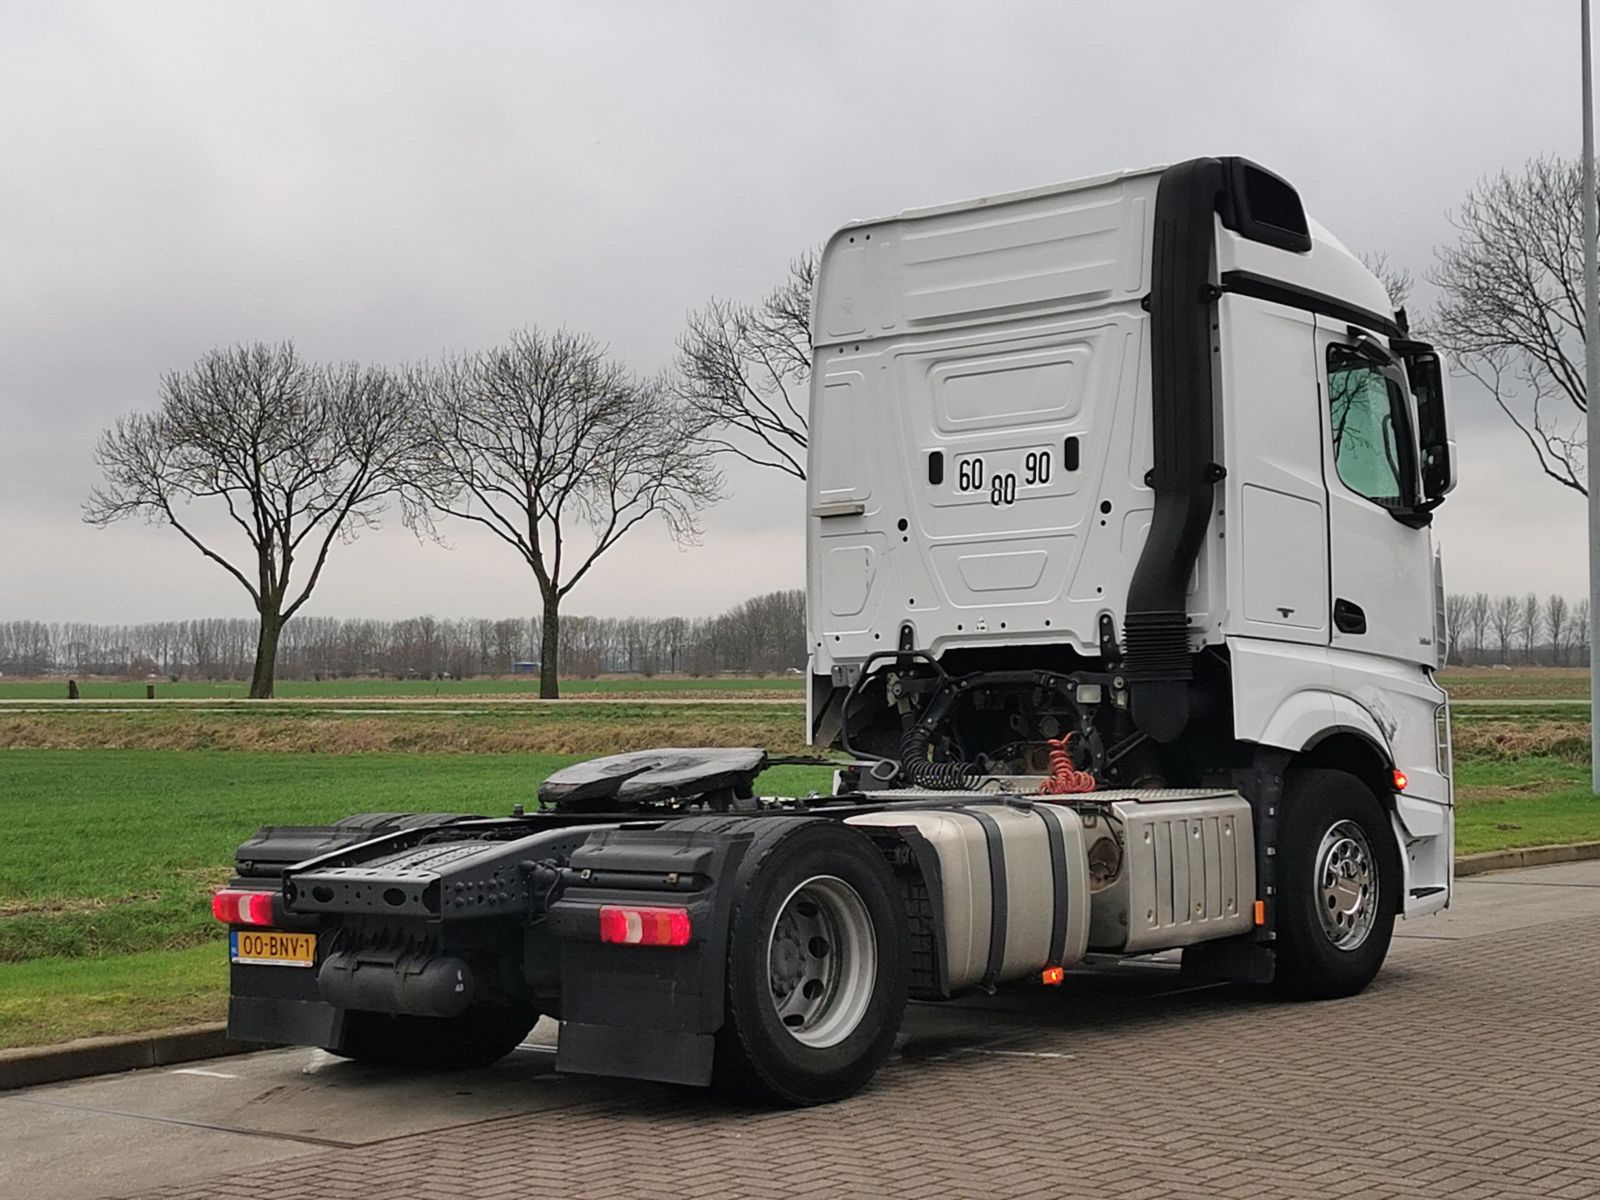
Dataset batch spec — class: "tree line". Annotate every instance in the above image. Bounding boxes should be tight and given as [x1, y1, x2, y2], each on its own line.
[81, 155, 1597, 701]
[1443, 592, 1592, 667]
[86, 334, 721, 699]
[0, 590, 805, 682]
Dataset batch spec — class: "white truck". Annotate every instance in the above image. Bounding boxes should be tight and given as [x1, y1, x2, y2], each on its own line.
[216, 156, 1455, 1106]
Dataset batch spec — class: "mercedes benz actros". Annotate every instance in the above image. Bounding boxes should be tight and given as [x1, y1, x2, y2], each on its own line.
[217, 157, 1456, 1105]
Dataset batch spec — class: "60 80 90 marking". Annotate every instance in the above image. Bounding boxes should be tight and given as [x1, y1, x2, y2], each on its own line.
[956, 448, 1053, 506]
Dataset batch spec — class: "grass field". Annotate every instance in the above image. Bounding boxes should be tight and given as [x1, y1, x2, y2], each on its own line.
[0, 701, 810, 756]
[0, 675, 804, 701]
[1438, 666, 1591, 700]
[0, 749, 833, 1048]
[2, 666, 1597, 1050]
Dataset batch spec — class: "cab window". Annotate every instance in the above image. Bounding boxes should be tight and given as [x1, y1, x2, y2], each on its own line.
[1327, 345, 1410, 509]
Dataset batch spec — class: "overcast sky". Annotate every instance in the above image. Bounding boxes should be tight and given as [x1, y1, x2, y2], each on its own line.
[0, 1, 1589, 625]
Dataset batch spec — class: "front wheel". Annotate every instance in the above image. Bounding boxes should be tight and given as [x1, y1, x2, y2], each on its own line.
[714, 821, 908, 1105]
[331, 1005, 537, 1070]
[1272, 768, 1400, 1000]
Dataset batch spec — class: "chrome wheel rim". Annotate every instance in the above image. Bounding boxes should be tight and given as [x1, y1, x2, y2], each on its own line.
[1315, 820, 1379, 950]
[766, 875, 876, 1048]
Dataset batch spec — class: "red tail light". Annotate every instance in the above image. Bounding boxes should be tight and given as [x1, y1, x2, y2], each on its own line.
[212, 889, 275, 926]
[598, 905, 691, 947]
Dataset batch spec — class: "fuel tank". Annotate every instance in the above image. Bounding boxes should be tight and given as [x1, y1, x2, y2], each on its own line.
[847, 800, 1090, 994]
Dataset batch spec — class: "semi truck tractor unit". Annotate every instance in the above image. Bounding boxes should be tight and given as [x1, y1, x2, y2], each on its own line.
[218, 156, 1456, 1105]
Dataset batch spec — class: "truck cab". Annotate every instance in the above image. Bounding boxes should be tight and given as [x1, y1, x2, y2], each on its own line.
[805, 155, 1454, 947]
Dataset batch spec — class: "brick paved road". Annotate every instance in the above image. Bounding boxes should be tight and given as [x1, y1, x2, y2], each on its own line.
[9, 863, 1600, 1200]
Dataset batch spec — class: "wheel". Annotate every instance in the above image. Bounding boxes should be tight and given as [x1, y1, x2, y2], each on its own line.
[331, 1005, 537, 1070]
[1272, 768, 1400, 999]
[714, 820, 908, 1105]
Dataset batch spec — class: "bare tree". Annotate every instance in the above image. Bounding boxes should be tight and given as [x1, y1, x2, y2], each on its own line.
[407, 329, 721, 698]
[1573, 599, 1592, 667]
[1444, 592, 1468, 665]
[1489, 594, 1519, 664]
[676, 252, 816, 480]
[1359, 251, 1414, 310]
[1521, 591, 1542, 664]
[85, 343, 423, 697]
[1546, 593, 1570, 666]
[1467, 592, 1492, 663]
[1430, 158, 1591, 494]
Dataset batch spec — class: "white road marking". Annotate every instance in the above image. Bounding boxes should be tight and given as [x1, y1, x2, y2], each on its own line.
[959, 1048, 1073, 1060]
[168, 1068, 238, 1079]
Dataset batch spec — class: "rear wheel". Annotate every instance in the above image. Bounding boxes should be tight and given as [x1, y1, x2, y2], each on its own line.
[1272, 768, 1400, 999]
[714, 821, 907, 1105]
[331, 1005, 537, 1070]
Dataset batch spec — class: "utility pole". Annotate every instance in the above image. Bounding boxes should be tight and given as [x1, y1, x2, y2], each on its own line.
[1585, 0, 1600, 792]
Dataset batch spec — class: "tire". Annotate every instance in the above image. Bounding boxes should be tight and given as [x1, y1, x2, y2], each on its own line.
[1272, 768, 1400, 1000]
[713, 820, 908, 1106]
[331, 1005, 537, 1070]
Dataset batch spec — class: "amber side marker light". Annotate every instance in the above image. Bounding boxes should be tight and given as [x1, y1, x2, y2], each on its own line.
[1252, 899, 1266, 927]
[1040, 966, 1065, 986]
[1392, 768, 1409, 792]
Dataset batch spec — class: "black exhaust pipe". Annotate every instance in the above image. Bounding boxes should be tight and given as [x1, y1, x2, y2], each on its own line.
[1125, 157, 1310, 744]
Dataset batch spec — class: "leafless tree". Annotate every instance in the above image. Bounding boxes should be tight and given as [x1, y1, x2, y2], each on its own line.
[1359, 251, 1413, 310]
[1573, 599, 1592, 667]
[1546, 593, 1570, 666]
[1430, 158, 1591, 495]
[676, 252, 816, 480]
[1444, 592, 1468, 664]
[406, 328, 721, 698]
[85, 343, 424, 697]
[1467, 592, 1492, 662]
[1489, 594, 1519, 664]
[1521, 592, 1542, 664]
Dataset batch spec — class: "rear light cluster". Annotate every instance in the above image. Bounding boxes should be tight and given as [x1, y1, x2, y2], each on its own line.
[212, 889, 274, 926]
[598, 905, 691, 947]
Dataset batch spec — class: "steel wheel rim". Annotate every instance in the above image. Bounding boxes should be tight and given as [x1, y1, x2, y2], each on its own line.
[1314, 819, 1379, 950]
[766, 875, 876, 1048]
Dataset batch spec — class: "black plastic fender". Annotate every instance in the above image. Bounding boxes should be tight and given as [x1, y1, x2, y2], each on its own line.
[548, 815, 838, 1087]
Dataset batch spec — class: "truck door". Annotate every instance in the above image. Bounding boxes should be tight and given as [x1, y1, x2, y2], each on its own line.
[1312, 318, 1435, 665]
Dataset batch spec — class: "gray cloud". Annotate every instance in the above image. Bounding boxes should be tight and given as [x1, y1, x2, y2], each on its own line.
[1, 0, 1589, 623]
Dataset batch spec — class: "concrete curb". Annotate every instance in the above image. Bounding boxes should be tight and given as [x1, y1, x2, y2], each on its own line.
[1454, 841, 1600, 877]
[0, 1023, 256, 1091]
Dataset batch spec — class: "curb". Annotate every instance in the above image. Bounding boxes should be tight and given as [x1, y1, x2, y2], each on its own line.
[1454, 840, 1600, 877]
[0, 1023, 257, 1092]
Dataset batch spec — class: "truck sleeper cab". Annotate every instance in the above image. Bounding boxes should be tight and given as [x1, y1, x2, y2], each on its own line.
[218, 157, 1454, 1106]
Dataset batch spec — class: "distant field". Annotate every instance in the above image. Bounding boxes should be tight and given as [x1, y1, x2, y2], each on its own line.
[1438, 666, 1590, 701]
[0, 700, 809, 756]
[0, 675, 805, 701]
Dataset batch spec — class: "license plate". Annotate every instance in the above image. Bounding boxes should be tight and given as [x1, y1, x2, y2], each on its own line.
[230, 929, 316, 968]
[952, 447, 1058, 506]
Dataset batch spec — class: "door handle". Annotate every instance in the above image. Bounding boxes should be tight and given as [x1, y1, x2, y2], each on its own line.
[1334, 598, 1367, 635]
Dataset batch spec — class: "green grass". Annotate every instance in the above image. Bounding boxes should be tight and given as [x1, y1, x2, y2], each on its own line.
[1453, 755, 1600, 854]
[3, 740, 1599, 1050]
[0, 750, 833, 964]
[0, 943, 224, 1049]
[0, 675, 804, 701]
